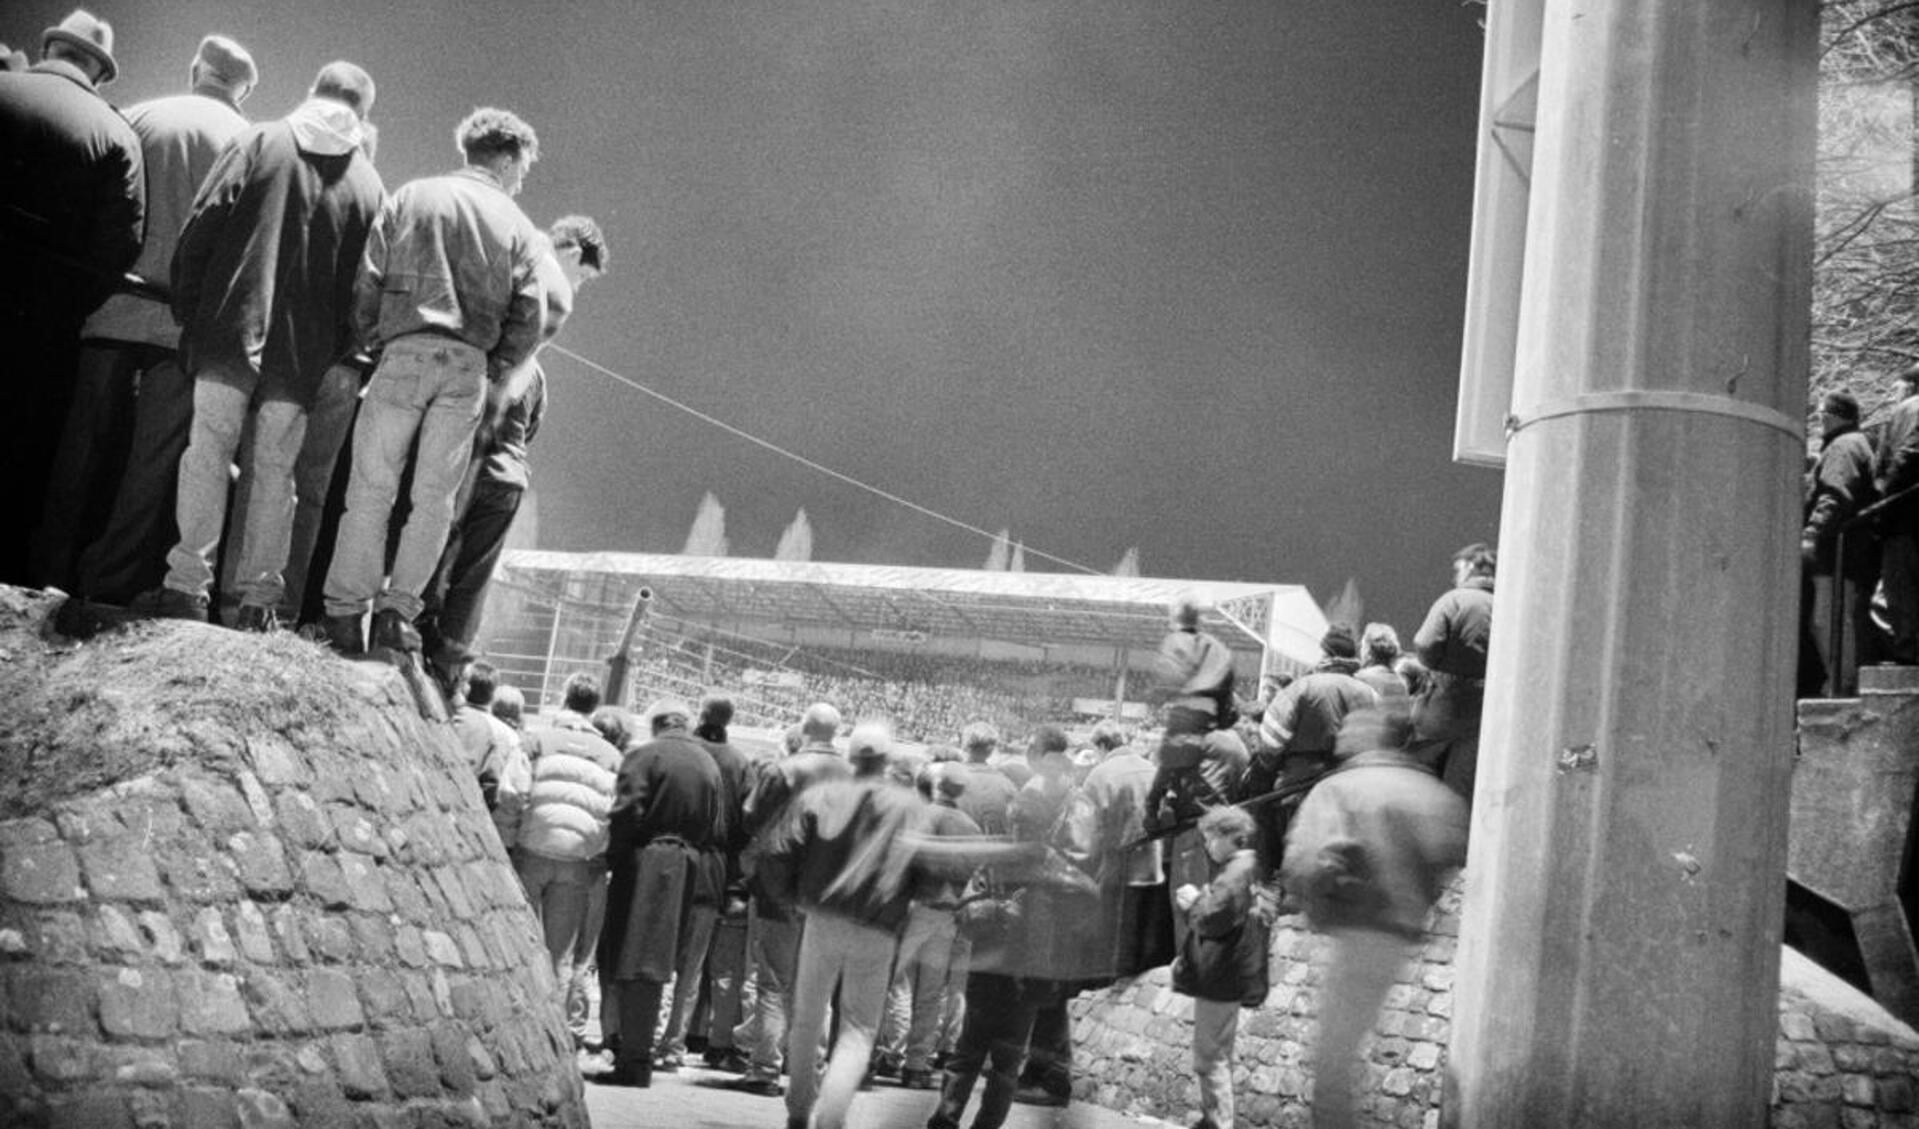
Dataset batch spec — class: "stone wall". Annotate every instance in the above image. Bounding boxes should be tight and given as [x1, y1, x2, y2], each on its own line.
[1071, 884, 1919, 1128]
[0, 591, 586, 1129]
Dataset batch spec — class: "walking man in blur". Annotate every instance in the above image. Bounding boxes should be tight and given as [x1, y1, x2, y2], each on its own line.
[321, 106, 547, 655]
[1246, 625, 1377, 875]
[138, 61, 384, 627]
[36, 35, 256, 598]
[1283, 705, 1467, 1129]
[0, 9, 143, 585]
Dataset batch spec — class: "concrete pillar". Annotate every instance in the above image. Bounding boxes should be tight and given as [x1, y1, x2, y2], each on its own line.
[1447, 2, 1818, 1126]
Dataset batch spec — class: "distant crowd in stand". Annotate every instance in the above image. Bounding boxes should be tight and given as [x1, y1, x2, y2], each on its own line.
[3, 10, 605, 689]
[457, 543, 1487, 1129]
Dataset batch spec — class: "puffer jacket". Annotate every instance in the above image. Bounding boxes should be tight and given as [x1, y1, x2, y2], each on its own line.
[515, 712, 621, 861]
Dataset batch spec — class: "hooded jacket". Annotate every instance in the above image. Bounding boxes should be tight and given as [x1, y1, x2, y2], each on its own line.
[170, 97, 383, 401]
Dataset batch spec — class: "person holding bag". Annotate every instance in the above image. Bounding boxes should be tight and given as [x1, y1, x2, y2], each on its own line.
[1171, 805, 1269, 1129]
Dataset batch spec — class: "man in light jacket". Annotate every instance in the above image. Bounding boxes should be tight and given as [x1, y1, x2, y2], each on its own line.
[515, 673, 622, 1015]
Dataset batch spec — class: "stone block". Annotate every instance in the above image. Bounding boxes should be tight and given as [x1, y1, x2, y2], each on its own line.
[176, 971, 249, 1035]
[356, 967, 412, 1027]
[242, 970, 313, 1035]
[433, 1021, 478, 1093]
[1884, 1075, 1918, 1113]
[131, 911, 182, 964]
[98, 967, 178, 1040]
[245, 735, 309, 788]
[423, 930, 465, 968]
[351, 763, 398, 809]
[433, 867, 477, 919]
[273, 793, 333, 850]
[178, 1087, 242, 1129]
[300, 852, 352, 910]
[338, 854, 393, 913]
[30, 1034, 97, 1084]
[229, 831, 294, 898]
[0, 816, 60, 847]
[77, 836, 165, 901]
[192, 906, 236, 965]
[92, 903, 146, 954]
[1800, 1041, 1839, 1076]
[1781, 1012, 1821, 1042]
[2, 841, 82, 904]
[303, 915, 356, 963]
[46, 1090, 132, 1129]
[351, 915, 395, 963]
[1842, 1072, 1876, 1106]
[234, 1088, 293, 1129]
[394, 924, 430, 968]
[386, 872, 432, 924]
[270, 905, 310, 965]
[232, 901, 274, 964]
[10, 965, 96, 1035]
[177, 1039, 244, 1083]
[109, 1050, 178, 1088]
[402, 971, 441, 1020]
[454, 923, 489, 969]
[329, 807, 388, 858]
[332, 1032, 389, 1099]
[181, 777, 257, 835]
[154, 840, 240, 902]
[310, 967, 368, 1030]
[382, 1028, 441, 1098]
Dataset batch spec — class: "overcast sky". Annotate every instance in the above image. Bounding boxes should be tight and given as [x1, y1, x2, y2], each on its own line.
[29, 0, 1505, 632]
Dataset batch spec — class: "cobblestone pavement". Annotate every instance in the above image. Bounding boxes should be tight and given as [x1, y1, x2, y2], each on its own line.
[580, 1058, 1184, 1129]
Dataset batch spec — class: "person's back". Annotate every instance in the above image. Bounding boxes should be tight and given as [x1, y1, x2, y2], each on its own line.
[955, 761, 1017, 835]
[1282, 748, 1467, 939]
[611, 729, 724, 853]
[356, 168, 544, 358]
[1267, 669, 1377, 756]
[519, 711, 622, 861]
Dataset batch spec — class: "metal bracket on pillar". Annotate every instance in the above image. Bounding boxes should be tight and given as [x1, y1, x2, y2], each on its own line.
[1504, 389, 1806, 445]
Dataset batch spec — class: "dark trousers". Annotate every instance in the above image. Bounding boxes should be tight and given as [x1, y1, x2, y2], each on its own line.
[1019, 994, 1073, 1097]
[69, 349, 192, 602]
[421, 473, 523, 652]
[7, 316, 83, 587]
[31, 341, 170, 591]
[612, 978, 667, 1072]
[932, 974, 1060, 1129]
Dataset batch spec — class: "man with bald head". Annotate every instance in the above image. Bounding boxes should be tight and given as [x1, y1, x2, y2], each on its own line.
[595, 698, 725, 1088]
[39, 34, 258, 601]
[137, 60, 383, 627]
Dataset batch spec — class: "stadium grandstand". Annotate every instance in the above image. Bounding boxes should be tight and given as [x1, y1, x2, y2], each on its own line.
[476, 550, 1329, 744]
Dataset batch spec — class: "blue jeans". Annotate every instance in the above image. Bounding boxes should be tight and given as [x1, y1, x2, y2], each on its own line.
[164, 359, 309, 607]
[323, 335, 486, 620]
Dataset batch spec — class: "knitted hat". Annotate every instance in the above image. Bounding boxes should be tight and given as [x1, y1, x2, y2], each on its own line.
[1321, 624, 1359, 659]
[43, 9, 116, 84]
[194, 35, 257, 90]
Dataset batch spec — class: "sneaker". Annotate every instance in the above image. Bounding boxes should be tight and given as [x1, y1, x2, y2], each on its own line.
[652, 1054, 682, 1074]
[900, 1068, 938, 1090]
[871, 1051, 902, 1080]
[370, 608, 421, 654]
[232, 603, 278, 633]
[726, 1074, 784, 1098]
[127, 587, 209, 623]
[1011, 1084, 1068, 1108]
[705, 1047, 750, 1073]
[320, 613, 365, 656]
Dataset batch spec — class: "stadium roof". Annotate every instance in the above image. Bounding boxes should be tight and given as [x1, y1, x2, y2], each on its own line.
[497, 550, 1330, 667]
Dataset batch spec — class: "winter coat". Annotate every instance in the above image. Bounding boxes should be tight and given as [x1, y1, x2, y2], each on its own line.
[1281, 749, 1467, 939]
[1172, 848, 1267, 1004]
[753, 777, 927, 934]
[171, 98, 382, 401]
[0, 60, 144, 319]
[1412, 577, 1493, 743]
[516, 712, 621, 862]
[1259, 659, 1378, 757]
[600, 731, 726, 982]
[351, 165, 545, 372]
[1804, 424, 1877, 576]
[83, 89, 248, 347]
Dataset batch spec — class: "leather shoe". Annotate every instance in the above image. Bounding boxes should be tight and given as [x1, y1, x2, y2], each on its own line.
[900, 1068, 938, 1090]
[592, 1065, 651, 1088]
[1011, 1084, 1068, 1107]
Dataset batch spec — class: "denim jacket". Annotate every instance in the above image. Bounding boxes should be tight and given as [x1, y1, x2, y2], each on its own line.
[352, 166, 545, 373]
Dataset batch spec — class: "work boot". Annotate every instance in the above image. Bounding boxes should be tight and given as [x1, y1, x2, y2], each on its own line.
[232, 603, 278, 633]
[370, 608, 422, 654]
[321, 613, 365, 656]
[127, 586, 210, 623]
